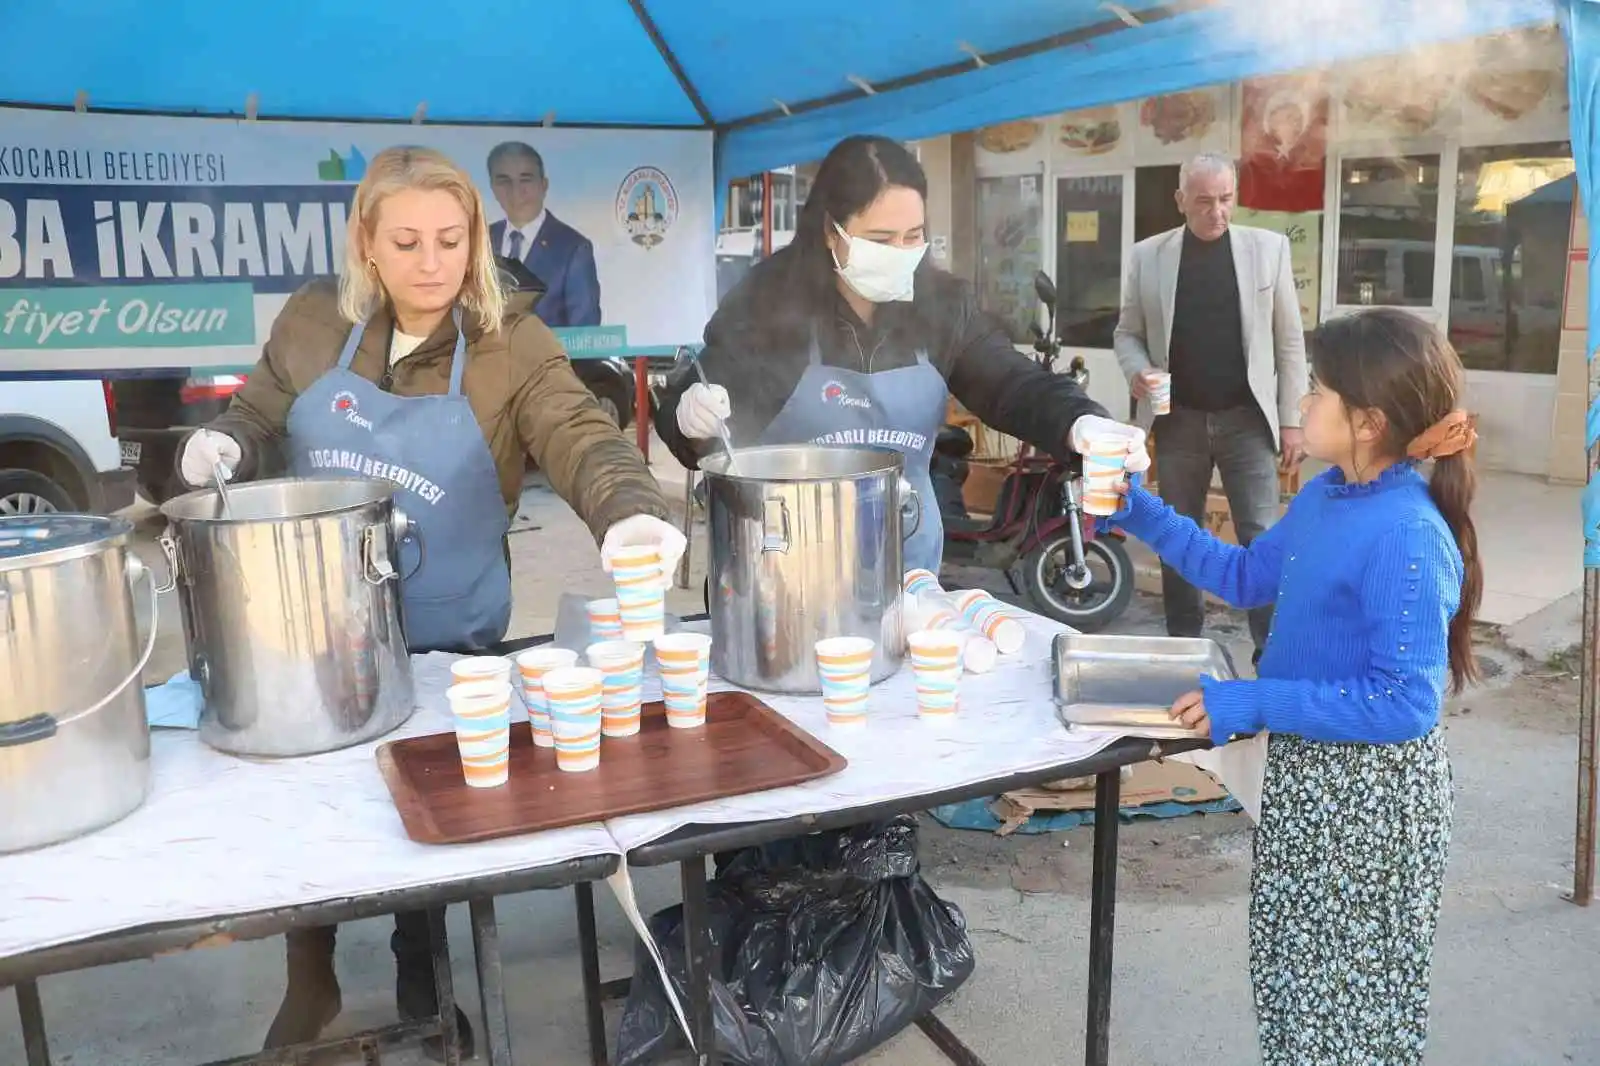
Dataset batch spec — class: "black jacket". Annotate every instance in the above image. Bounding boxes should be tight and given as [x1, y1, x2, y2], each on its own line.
[655, 251, 1106, 468]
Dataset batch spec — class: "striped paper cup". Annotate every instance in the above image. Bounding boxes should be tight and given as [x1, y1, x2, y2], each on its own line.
[617, 589, 666, 642]
[587, 640, 646, 738]
[451, 655, 512, 689]
[587, 598, 624, 642]
[447, 680, 512, 788]
[908, 631, 963, 720]
[815, 637, 874, 728]
[903, 568, 943, 598]
[515, 646, 578, 748]
[544, 666, 604, 772]
[654, 632, 711, 728]
[953, 590, 1026, 655]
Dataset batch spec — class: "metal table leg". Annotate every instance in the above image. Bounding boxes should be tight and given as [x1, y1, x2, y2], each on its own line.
[470, 898, 514, 1066]
[428, 907, 462, 1066]
[16, 980, 50, 1066]
[1085, 768, 1122, 1066]
[679, 859, 718, 1066]
[574, 882, 610, 1066]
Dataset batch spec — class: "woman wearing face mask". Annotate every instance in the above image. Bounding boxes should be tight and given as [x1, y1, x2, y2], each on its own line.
[175, 146, 683, 1061]
[655, 134, 1142, 574]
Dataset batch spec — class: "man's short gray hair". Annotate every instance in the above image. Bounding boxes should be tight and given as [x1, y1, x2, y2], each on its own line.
[1179, 153, 1237, 189]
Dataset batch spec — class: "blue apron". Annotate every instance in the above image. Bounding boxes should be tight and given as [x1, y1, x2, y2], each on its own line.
[286, 309, 512, 653]
[758, 329, 948, 573]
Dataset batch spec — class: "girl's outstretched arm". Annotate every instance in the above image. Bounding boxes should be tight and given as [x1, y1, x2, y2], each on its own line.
[1199, 520, 1462, 745]
[1108, 480, 1291, 609]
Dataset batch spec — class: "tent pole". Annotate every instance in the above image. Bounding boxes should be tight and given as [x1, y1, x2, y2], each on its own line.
[760, 173, 774, 259]
[626, 0, 715, 127]
[1577, 567, 1597, 905]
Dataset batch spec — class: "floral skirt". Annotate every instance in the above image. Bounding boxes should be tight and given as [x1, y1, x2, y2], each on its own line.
[1250, 729, 1453, 1066]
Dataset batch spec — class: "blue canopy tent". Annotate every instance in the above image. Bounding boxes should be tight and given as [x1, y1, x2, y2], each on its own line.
[7, 0, 1595, 898]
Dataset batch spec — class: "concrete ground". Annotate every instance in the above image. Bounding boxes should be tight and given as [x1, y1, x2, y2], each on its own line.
[6, 444, 1599, 1065]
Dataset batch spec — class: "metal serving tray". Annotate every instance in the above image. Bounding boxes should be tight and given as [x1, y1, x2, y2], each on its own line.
[1050, 633, 1238, 739]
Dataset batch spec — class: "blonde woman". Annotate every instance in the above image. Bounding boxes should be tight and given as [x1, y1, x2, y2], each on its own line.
[177, 146, 682, 1057]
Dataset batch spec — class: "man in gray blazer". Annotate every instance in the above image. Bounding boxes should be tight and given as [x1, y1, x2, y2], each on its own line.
[1113, 153, 1308, 662]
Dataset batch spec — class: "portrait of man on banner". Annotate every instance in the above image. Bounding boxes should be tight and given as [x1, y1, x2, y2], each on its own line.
[1239, 74, 1330, 213]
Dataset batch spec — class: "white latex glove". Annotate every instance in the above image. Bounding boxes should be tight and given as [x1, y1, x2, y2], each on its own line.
[676, 383, 732, 440]
[601, 514, 688, 591]
[179, 429, 243, 488]
[1069, 415, 1152, 473]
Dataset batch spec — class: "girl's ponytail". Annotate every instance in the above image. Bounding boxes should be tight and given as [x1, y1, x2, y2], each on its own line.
[1428, 453, 1482, 693]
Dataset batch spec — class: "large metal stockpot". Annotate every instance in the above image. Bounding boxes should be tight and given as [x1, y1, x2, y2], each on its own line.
[701, 445, 919, 694]
[159, 476, 415, 758]
[0, 515, 159, 853]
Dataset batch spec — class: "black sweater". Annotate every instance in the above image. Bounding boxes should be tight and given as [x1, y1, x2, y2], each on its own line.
[655, 251, 1106, 468]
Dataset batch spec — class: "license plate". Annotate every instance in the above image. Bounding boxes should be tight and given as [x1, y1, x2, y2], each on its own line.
[119, 440, 142, 465]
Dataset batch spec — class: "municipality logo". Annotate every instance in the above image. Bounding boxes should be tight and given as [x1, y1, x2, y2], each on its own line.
[822, 380, 871, 410]
[616, 167, 679, 249]
[316, 146, 367, 182]
[332, 389, 373, 430]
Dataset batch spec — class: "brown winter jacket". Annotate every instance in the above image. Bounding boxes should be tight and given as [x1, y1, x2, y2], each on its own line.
[195, 278, 668, 542]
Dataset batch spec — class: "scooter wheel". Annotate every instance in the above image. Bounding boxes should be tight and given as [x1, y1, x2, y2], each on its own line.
[1021, 534, 1133, 632]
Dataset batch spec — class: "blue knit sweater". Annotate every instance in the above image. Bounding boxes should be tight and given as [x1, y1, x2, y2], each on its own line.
[1108, 462, 1464, 746]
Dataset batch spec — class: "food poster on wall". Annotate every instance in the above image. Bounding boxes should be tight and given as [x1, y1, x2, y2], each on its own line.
[1336, 51, 1462, 143]
[1054, 103, 1133, 167]
[1133, 88, 1234, 163]
[1460, 26, 1570, 143]
[976, 174, 1045, 342]
[973, 118, 1049, 176]
[0, 108, 716, 372]
[1239, 74, 1330, 213]
[1231, 208, 1322, 326]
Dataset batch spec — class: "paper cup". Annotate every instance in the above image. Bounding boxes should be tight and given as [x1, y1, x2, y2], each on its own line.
[1148, 371, 1172, 416]
[451, 655, 512, 688]
[962, 636, 999, 674]
[447, 680, 512, 788]
[587, 598, 624, 642]
[815, 636, 874, 728]
[953, 590, 1026, 655]
[587, 640, 646, 738]
[515, 647, 578, 748]
[654, 632, 712, 728]
[909, 631, 963, 720]
[903, 568, 943, 598]
[610, 547, 667, 641]
[544, 666, 604, 772]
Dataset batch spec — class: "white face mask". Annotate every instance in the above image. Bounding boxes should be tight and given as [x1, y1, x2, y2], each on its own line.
[831, 221, 927, 303]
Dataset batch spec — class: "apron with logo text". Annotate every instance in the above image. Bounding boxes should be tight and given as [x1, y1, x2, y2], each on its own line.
[286, 310, 512, 652]
[758, 331, 947, 573]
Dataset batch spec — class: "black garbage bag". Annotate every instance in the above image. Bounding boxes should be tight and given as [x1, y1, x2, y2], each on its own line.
[615, 817, 975, 1066]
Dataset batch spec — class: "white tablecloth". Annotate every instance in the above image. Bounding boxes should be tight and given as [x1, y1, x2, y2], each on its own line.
[2, 608, 1130, 962]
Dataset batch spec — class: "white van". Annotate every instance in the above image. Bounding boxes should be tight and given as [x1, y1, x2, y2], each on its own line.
[0, 379, 136, 514]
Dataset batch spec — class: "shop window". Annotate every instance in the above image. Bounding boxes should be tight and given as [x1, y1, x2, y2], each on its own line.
[1450, 142, 1574, 374]
[1134, 165, 1185, 242]
[1335, 154, 1441, 307]
[976, 175, 1045, 343]
[1055, 175, 1126, 349]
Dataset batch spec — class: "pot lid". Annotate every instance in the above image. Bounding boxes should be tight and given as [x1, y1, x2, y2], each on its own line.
[0, 514, 133, 572]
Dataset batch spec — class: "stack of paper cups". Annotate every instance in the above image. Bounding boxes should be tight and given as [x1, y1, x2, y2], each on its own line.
[588, 598, 624, 642]
[908, 630, 963, 721]
[953, 589, 1026, 655]
[543, 667, 604, 772]
[610, 546, 667, 642]
[1080, 435, 1133, 517]
[1148, 370, 1172, 416]
[515, 647, 578, 747]
[587, 641, 646, 737]
[814, 637, 874, 728]
[903, 568, 943, 599]
[905, 594, 998, 675]
[653, 632, 712, 728]
[447, 679, 513, 788]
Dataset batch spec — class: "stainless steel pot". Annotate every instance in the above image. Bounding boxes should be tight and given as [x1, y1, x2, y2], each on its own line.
[701, 445, 918, 694]
[0, 515, 159, 853]
[159, 476, 415, 758]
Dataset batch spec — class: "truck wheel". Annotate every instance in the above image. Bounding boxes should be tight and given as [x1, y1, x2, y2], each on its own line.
[588, 377, 634, 431]
[0, 468, 77, 515]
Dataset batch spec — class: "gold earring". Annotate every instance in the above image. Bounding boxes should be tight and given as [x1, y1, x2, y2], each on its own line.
[365, 257, 378, 275]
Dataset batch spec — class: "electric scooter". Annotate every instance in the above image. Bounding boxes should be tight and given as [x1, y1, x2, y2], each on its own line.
[933, 272, 1134, 632]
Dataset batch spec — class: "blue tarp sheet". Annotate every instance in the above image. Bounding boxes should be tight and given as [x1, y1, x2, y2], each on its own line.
[1564, 0, 1600, 565]
[0, 0, 1555, 186]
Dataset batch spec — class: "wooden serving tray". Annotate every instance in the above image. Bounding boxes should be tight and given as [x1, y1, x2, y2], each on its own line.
[376, 691, 847, 845]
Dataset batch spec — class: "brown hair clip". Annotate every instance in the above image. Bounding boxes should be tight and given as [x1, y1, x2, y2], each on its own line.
[1406, 410, 1476, 461]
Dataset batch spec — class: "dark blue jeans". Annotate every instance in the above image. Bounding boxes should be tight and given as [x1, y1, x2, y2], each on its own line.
[1151, 405, 1282, 653]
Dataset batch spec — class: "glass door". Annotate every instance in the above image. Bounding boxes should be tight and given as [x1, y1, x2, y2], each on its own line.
[1054, 174, 1127, 349]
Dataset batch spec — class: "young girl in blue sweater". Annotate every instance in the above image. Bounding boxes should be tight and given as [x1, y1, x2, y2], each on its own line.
[1108, 308, 1481, 1066]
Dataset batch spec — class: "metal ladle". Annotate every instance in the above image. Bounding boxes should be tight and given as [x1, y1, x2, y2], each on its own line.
[213, 462, 235, 520]
[686, 350, 738, 475]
